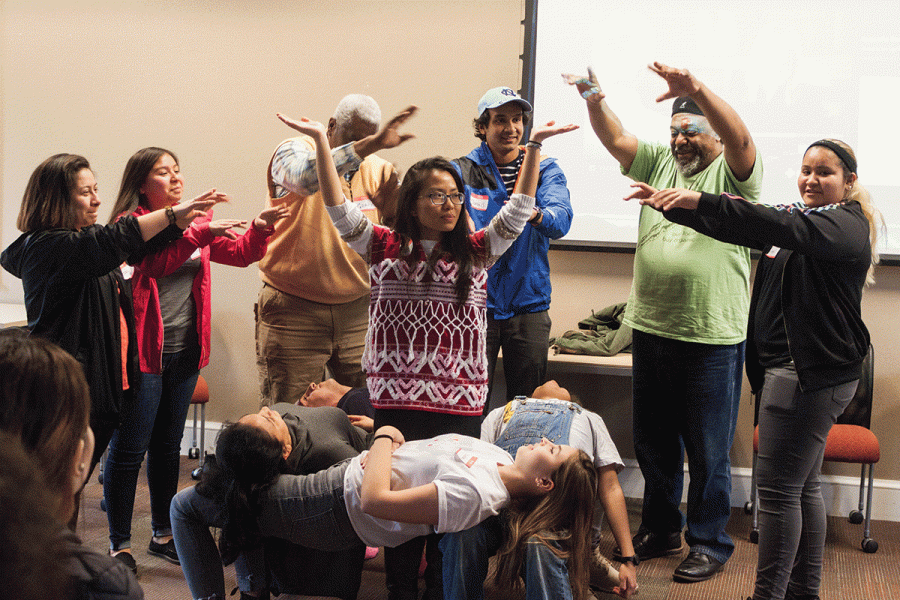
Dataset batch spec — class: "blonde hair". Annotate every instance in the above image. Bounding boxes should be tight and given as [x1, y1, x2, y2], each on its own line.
[823, 139, 883, 286]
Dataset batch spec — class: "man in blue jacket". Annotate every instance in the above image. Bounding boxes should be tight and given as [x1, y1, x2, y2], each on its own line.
[456, 87, 573, 405]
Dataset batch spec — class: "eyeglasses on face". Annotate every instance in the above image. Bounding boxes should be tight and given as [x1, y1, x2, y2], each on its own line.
[422, 191, 465, 205]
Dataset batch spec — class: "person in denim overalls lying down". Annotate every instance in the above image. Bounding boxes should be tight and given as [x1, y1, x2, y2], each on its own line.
[441, 380, 639, 599]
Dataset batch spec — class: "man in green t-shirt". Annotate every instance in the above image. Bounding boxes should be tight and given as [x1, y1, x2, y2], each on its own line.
[566, 62, 762, 584]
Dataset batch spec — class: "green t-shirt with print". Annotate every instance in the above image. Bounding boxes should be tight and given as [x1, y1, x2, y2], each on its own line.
[622, 141, 763, 344]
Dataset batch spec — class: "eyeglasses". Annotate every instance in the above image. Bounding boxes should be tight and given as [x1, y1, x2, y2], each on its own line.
[422, 192, 465, 205]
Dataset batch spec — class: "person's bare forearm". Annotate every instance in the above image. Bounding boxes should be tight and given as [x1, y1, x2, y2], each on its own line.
[598, 467, 634, 556]
[311, 132, 345, 207]
[690, 83, 754, 173]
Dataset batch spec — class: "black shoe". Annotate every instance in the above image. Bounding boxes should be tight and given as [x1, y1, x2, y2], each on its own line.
[616, 529, 683, 562]
[785, 588, 820, 600]
[112, 551, 138, 574]
[673, 551, 723, 583]
[148, 538, 179, 565]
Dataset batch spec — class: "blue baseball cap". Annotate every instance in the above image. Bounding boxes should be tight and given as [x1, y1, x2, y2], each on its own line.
[477, 87, 533, 118]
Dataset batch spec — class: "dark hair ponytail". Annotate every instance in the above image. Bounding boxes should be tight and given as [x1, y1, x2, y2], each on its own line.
[211, 422, 285, 565]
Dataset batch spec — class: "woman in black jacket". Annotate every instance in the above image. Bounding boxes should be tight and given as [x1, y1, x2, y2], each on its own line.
[0, 154, 216, 528]
[626, 139, 879, 600]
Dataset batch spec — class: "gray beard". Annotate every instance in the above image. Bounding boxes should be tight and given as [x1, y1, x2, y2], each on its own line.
[674, 153, 704, 177]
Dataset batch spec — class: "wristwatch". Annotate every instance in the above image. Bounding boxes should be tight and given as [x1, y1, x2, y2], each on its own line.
[619, 555, 640, 566]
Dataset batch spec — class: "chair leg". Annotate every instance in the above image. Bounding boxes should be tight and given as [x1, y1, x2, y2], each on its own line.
[188, 403, 200, 460]
[861, 463, 878, 553]
[849, 464, 865, 524]
[191, 404, 206, 481]
[749, 451, 759, 544]
[198, 403, 206, 469]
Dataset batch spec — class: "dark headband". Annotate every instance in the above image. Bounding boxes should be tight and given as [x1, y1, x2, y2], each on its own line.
[807, 140, 857, 174]
[672, 96, 704, 117]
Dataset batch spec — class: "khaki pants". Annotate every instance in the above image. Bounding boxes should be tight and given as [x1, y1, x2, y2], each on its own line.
[255, 284, 367, 406]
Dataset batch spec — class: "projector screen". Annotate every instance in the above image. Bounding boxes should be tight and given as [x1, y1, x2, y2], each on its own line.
[530, 0, 900, 260]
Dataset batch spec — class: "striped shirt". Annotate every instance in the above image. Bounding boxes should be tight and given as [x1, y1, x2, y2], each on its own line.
[496, 150, 525, 196]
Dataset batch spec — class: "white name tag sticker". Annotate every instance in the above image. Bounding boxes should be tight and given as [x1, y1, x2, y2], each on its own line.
[470, 193, 489, 211]
[454, 448, 479, 468]
[120, 263, 134, 280]
[354, 198, 375, 212]
[766, 246, 781, 259]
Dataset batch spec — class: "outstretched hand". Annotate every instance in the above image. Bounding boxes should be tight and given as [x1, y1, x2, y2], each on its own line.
[530, 120, 579, 144]
[370, 106, 417, 150]
[277, 113, 327, 139]
[254, 205, 290, 230]
[625, 182, 700, 212]
[648, 61, 701, 103]
[562, 66, 605, 105]
[171, 189, 228, 229]
[208, 219, 247, 240]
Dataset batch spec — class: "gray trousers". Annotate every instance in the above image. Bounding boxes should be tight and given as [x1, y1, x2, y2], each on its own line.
[753, 365, 857, 600]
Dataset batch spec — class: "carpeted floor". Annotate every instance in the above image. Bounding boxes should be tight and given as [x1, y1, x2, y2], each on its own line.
[75, 458, 900, 600]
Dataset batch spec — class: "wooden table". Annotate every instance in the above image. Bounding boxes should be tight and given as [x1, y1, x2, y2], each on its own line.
[546, 348, 633, 377]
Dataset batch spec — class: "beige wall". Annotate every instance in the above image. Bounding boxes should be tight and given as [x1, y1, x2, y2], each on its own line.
[2, 1, 897, 482]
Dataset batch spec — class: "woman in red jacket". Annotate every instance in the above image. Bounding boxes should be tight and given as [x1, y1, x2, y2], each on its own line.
[102, 147, 287, 573]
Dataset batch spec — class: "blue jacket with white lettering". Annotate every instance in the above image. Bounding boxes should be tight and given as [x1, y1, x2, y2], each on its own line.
[455, 142, 572, 319]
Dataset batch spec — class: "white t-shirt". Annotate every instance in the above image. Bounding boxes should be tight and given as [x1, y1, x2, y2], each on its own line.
[481, 397, 624, 472]
[343, 434, 512, 548]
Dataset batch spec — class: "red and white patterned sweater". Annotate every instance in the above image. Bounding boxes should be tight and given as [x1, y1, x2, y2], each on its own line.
[327, 192, 535, 415]
[364, 228, 490, 413]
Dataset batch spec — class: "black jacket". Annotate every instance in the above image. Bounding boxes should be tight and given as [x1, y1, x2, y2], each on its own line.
[62, 531, 143, 600]
[1, 217, 180, 425]
[665, 192, 870, 393]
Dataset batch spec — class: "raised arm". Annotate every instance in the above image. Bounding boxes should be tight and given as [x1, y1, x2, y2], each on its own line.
[271, 106, 415, 199]
[276, 114, 345, 207]
[359, 426, 440, 525]
[649, 62, 756, 181]
[563, 68, 639, 171]
[513, 120, 578, 227]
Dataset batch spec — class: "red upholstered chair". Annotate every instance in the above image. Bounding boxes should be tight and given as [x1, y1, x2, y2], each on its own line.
[748, 344, 879, 553]
[188, 375, 210, 480]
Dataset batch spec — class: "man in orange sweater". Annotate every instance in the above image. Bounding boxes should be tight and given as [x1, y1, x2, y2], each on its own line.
[255, 95, 415, 406]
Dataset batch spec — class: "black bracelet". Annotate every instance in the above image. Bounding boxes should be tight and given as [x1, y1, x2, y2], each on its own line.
[619, 555, 640, 566]
[372, 434, 395, 444]
[164, 205, 177, 225]
[526, 139, 542, 148]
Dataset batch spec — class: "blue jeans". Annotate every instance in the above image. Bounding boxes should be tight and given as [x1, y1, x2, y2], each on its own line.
[631, 329, 744, 563]
[171, 459, 360, 599]
[753, 367, 857, 600]
[105, 344, 200, 550]
[440, 516, 572, 600]
[441, 399, 577, 599]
